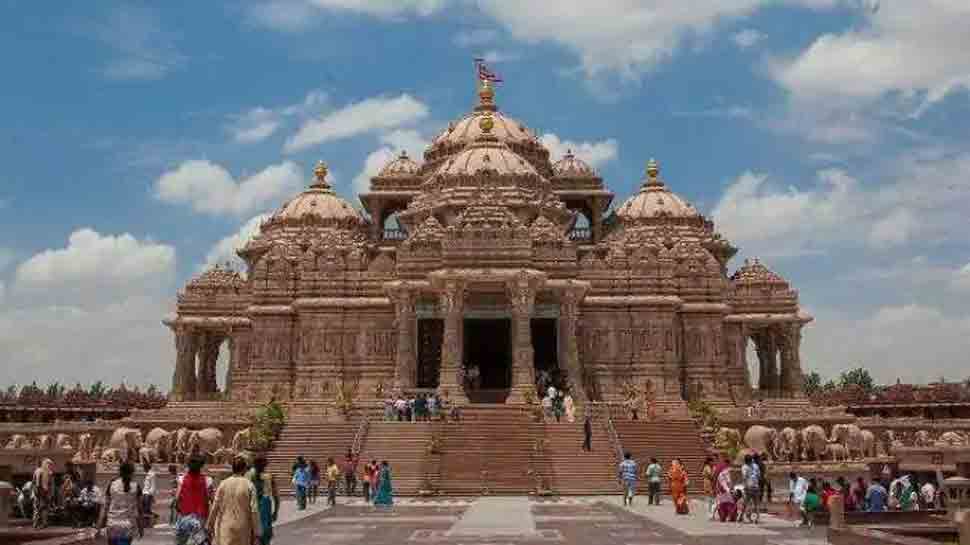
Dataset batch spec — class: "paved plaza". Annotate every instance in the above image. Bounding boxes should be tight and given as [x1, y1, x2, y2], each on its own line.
[141, 496, 828, 545]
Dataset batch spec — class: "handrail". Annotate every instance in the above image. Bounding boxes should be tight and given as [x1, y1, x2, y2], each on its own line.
[596, 401, 624, 464]
[352, 416, 370, 457]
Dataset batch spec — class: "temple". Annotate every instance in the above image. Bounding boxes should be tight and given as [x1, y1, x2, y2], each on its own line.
[164, 79, 813, 407]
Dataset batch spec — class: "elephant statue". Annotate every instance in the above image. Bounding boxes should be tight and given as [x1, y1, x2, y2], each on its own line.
[743, 425, 778, 459]
[100, 447, 122, 465]
[174, 427, 191, 461]
[860, 430, 877, 458]
[830, 424, 864, 459]
[145, 428, 172, 462]
[883, 430, 904, 453]
[108, 427, 143, 462]
[6, 434, 31, 449]
[138, 446, 157, 466]
[913, 430, 933, 447]
[824, 443, 848, 462]
[774, 427, 800, 463]
[36, 434, 53, 450]
[231, 428, 251, 452]
[801, 425, 828, 461]
[714, 427, 742, 453]
[936, 431, 968, 447]
[188, 428, 224, 458]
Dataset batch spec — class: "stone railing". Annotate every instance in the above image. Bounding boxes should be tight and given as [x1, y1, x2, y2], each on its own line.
[382, 228, 408, 242]
[567, 228, 591, 242]
[351, 416, 369, 458]
[596, 402, 624, 464]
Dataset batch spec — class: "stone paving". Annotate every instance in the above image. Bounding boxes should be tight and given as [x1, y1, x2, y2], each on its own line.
[138, 495, 829, 545]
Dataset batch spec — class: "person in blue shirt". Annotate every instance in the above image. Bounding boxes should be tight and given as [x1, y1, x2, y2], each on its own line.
[865, 478, 888, 512]
[291, 463, 311, 511]
[617, 452, 639, 507]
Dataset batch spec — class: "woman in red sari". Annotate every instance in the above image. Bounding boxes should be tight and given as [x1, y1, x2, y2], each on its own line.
[669, 458, 690, 515]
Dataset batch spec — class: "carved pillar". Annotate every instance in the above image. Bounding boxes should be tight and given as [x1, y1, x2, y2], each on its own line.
[172, 328, 198, 401]
[780, 323, 805, 397]
[388, 286, 417, 392]
[590, 205, 602, 243]
[559, 286, 587, 403]
[754, 331, 779, 397]
[507, 277, 537, 404]
[225, 336, 236, 398]
[437, 281, 468, 404]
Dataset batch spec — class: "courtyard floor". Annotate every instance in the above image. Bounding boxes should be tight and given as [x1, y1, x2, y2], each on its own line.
[142, 495, 829, 545]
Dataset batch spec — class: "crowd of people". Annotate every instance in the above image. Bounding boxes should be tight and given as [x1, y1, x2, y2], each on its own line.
[289, 450, 394, 509]
[616, 453, 692, 514]
[382, 392, 461, 422]
[16, 460, 105, 529]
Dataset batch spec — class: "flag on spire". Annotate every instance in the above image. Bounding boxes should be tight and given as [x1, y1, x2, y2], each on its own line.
[474, 58, 503, 83]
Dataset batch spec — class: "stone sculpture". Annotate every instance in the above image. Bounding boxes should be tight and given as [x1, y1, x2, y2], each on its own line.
[145, 428, 172, 461]
[829, 424, 864, 459]
[775, 427, 800, 462]
[715, 427, 742, 453]
[188, 428, 224, 458]
[801, 425, 827, 461]
[824, 443, 848, 462]
[744, 425, 778, 459]
[108, 427, 143, 462]
[231, 428, 251, 452]
[5, 434, 30, 449]
[937, 431, 968, 447]
[913, 430, 933, 447]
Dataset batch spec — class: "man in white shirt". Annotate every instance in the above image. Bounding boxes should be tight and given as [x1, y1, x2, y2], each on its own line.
[142, 462, 158, 520]
[789, 471, 808, 521]
[921, 481, 937, 509]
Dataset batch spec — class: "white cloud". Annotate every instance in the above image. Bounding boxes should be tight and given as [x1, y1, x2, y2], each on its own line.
[154, 160, 303, 216]
[351, 129, 429, 197]
[539, 133, 618, 169]
[93, 5, 184, 81]
[731, 28, 765, 49]
[771, 1, 970, 116]
[284, 94, 429, 153]
[953, 263, 970, 292]
[0, 229, 178, 387]
[803, 303, 970, 384]
[248, 0, 447, 30]
[202, 214, 269, 272]
[227, 90, 329, 144]
[14, 229, 175, 304]
[454, 28, 500, 47]
[712, 153, 970, 257]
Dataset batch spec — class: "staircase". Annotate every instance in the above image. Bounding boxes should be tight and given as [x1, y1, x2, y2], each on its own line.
[535, 421, 619, 494]
[357, 422, 437, 495]
[434, 405, 536, 495]
[265, 420, 359, 496]
[614, 419, 709, 494]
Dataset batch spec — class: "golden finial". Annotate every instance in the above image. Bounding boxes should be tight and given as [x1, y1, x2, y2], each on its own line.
[475, 78, 497, 111]
[311, 160, 331, 188]
[479, 114, 495, 134]
[645, 158, 662, 187]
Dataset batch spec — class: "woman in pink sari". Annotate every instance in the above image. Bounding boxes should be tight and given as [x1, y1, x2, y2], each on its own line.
[714, 457, 737, 522]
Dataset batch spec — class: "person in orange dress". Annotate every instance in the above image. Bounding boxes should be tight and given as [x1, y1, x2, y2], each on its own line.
[668, 458, 690, 515]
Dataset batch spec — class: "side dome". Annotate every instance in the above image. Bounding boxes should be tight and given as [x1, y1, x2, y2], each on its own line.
[616, 159, 699, 220]
[267, 161, 364, 227]
[552, 150, 597, 178]
[377, 150, 420, 177]
[730, 258, 788, 287]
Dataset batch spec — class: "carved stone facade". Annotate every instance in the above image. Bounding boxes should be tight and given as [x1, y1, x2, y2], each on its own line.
[165, 79, 812, 405]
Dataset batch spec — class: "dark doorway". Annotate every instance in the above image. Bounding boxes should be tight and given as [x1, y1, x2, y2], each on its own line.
[463, 319, 511, 390]
[417, 319, 443, 388]
[531, 318, 558, 379]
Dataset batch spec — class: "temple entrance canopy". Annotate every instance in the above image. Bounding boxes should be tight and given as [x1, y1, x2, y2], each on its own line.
[464, 318, 512, 391]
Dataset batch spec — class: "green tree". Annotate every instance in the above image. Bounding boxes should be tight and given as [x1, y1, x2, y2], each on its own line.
[839, 367, 875, 393]
[88, 381, 106, 399]
[803, 372, 823, 396]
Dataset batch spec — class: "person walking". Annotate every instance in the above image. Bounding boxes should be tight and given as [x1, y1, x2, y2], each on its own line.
[291, 461, 311, 511]
[98, 462, 143, 545]
[645, 458, 663, 506]
[668, 459, 690, 515]
[361, 460, 374, 503]
[702, 457, 715, 518]
[617, 452, 638, 507]
[141, 462, 157, 526]
[715, 457, 737, 522]
[248, 455, 279, 545]
[208, 457, 260, 545]
[31, 458, 54, 529]
[308, 461, 320, 505]
[582, 410, 592, 452]
[343, 449, 358, 496]
[175, 456, 211, 545]
[789, 472, 808, 521]
[801, 483, 821, 528]
[865, 477, 888, 512]
[167, 465, 180, 525]
[741, 454, 761, 523]
[373, 461, 394, 507]
[325, 458, 341, 507]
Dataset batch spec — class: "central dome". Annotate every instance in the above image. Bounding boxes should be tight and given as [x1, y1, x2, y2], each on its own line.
[421, 81, 552, 176]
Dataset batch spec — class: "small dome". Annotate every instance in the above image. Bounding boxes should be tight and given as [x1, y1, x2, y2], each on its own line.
[616, 159, 699, 220]
[552, 150, 597, 178]
[377, 150, 420, 177]
[731, 258, 788, 286]
[185, 264, 245, 293]
[434, 115, 539, 178]
[270, 161, 364, 225]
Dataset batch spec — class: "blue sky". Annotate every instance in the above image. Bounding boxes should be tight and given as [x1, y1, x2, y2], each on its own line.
[1, 0, 969, 388]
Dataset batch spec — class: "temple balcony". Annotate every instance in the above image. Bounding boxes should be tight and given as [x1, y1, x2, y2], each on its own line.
[568, 227, 591, 242]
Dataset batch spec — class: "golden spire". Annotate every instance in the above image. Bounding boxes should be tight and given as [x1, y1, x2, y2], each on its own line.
[645, 158, 663, 187]
[475, 78, 497, 111]
[311, 160, 331, 189]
